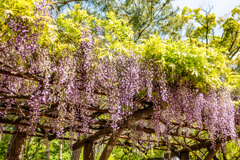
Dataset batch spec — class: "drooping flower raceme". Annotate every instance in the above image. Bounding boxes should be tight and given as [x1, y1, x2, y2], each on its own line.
[0, 0, 238, 145]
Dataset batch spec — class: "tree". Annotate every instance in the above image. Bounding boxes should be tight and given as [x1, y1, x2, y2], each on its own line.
[215, 5, 240, 59]
[51, 0, 179, 40]
[191, 5, 217, 46]
[1, 1, 240, 160]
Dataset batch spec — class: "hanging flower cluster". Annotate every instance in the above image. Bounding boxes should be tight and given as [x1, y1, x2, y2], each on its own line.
[0, 0, 238, 144]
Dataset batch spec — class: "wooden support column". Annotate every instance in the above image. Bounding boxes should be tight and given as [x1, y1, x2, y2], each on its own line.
[180, 152, 189, 160]
[46, 139, 50, 160]
[205, 143, 221, 160]
[6, 126, 27, 160]
[71, 148, 82, 160]
[99, 128, 125, 160]
[59, 139, 63, 160]
[84, 141, 94, 160]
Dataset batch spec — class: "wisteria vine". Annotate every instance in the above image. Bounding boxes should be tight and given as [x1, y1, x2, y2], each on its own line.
[0, 0, 238, 148]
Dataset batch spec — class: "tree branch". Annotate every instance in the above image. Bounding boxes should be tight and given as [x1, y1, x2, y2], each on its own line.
[136, 0, 171, 40]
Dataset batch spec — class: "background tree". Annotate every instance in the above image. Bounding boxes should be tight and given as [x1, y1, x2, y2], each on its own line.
[51, 0, 179, 40]
[191, 5, 217, 46]
[215, 5, 240, 59]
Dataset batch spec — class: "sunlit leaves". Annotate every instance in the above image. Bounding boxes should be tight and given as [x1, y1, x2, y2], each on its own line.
[137, 35, 232, 91]
[1, 2, 240, 157]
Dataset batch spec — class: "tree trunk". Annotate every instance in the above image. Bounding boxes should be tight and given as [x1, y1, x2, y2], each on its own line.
[59, 139, 63, 160]
[71, 148, 82, 160]
[84, 141, 94, 160]
[6, 126, 27, 160]
[205, 143, 221, 160]
[180, 152, 189, 160]
[99, 128, 124, 160]
[46, 139, 50, 160]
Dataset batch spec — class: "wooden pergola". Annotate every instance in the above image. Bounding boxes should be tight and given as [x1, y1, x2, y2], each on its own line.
[0, 68, 238, 160]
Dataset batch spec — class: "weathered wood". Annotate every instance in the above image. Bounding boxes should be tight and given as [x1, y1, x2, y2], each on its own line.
[72, 102, 158, 151]
[204, 143, 221, 160]
[0, 69, 41, 82]
[6, 126, 27, 160]
[71, 148, 82, 160]
[93, 101, 168, 160]
[181, 152, 190, 160]
[59, 140, 63, 160]
[0, 117, 95, 134]
[164, 140, 212, 158]
[99, 128, 124, 160]
[46, 139, 50, 160]
[83, 141, 94, 160]
[165, 131, 240, 159]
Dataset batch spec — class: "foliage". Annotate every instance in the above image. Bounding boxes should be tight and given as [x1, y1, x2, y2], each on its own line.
[137, 36, 232, 91]
[0, 134, 11, 159]
[0, 134, 166, 159]
[215, 5, 240, 59]
[0, 0, 240, 160]
[53, 0, 179, 40]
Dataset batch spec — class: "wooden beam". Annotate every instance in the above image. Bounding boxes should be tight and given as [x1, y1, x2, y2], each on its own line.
[72, 103, 158, 151]
[164, 140, 212, 158]
[71, 148, 82, 160]
[83, 141, 94, 160]
[204, 143, 221, 160]
[181, 152, 190, 160]
[99, 128, 124, 160]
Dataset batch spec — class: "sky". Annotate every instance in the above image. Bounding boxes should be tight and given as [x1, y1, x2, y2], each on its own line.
[173, 0, 239, 18]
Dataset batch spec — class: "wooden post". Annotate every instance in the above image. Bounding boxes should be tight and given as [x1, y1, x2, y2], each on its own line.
[180, 152, 190, 160]
[6, 126, 27, 160]
[71, 148, 82, 160]
[59, 139, 63, 160]
[99, 128, 124, 160]
[84, 141, 94, 160]
[46, 139, 50, 160]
